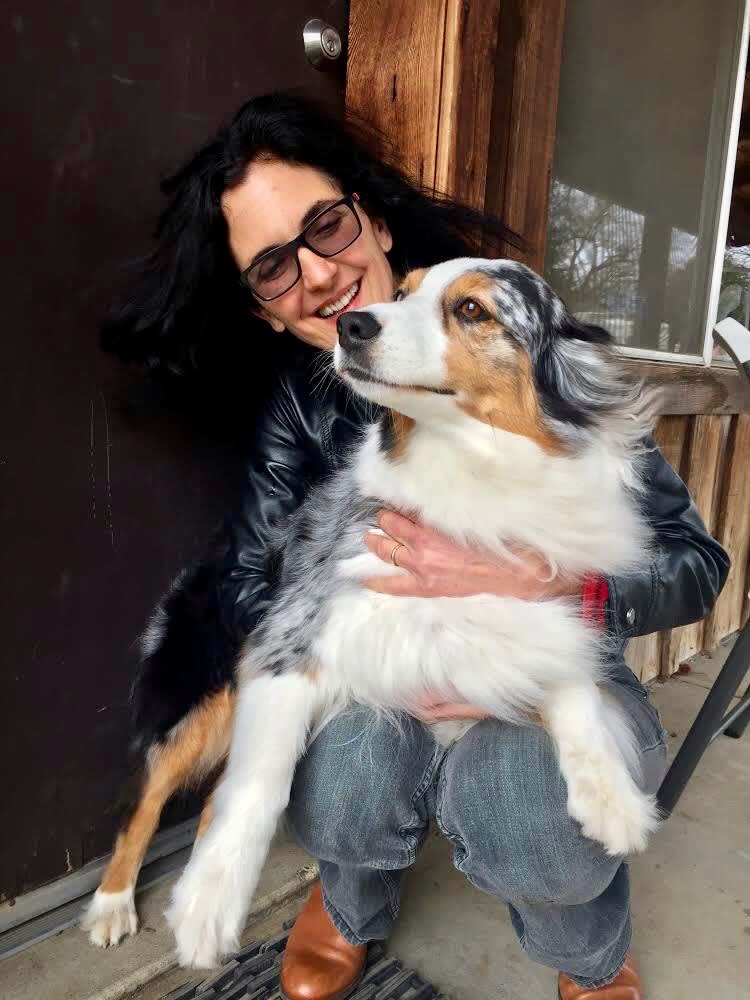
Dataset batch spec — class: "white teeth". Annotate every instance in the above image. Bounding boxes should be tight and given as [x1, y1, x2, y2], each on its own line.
[318, 281, 359, 318]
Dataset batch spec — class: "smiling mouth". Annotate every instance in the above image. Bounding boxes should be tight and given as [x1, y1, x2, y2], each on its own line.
[340, 364, 456, 396]
[317, 280, 361, 318]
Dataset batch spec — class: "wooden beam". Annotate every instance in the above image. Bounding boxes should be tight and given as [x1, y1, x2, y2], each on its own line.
[484, 0, 568, 271]
[636, 415, 690, 684]
[624, 359, 750, 415]
[653, 414, 690, 476]
[625, 633, 661, 685]
[435, 0, 503, 209]
[346, 0, 448, 190]
[662, 416, 728, 675]
[704, 414, 750, 645]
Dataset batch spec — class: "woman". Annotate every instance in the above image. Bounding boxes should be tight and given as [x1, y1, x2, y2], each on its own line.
[105, 93, 729, 1000]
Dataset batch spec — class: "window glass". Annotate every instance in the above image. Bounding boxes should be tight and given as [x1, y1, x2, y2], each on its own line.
[544, 0, 743, 356]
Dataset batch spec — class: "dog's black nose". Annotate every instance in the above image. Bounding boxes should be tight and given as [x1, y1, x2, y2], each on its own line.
[337, 311, 382, 352]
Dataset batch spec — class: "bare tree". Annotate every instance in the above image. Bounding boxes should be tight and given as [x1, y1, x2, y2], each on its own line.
[545, 182, 642, 323]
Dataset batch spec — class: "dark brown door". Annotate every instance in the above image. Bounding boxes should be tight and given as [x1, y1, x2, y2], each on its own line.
[1, 2, 346, 900]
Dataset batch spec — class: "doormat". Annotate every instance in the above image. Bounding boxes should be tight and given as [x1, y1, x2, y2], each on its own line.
[162, 925, 446, 999]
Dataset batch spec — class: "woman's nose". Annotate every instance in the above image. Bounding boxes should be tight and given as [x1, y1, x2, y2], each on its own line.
[298, 247, 337, 290]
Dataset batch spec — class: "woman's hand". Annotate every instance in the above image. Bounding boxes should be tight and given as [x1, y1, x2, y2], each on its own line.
[363, 509, 582, 601]
[363, 511, 581, 723]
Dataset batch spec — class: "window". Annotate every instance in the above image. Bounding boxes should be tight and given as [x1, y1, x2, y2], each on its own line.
[544, 0, 749, 364]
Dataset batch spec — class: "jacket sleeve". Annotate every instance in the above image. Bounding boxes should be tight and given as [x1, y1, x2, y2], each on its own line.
[127, 371, 320, 746]
[214, 373, 324, 640]
[605, 442, 730, 642]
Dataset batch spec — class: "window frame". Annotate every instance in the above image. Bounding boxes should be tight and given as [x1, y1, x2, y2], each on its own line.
[544, 0, 750, 369]
[699, 0, 750, 366]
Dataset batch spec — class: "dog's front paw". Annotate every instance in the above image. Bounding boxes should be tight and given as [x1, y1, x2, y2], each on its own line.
[81, 887, 138, 947]
[566, 762, 660, 856]
[166, 852, 244, 969]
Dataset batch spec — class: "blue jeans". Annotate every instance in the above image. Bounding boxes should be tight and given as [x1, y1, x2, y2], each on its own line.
[287, 664, 669, 990]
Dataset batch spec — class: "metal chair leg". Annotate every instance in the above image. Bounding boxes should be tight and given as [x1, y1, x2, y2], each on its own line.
[657, 618, 750, 817]
[724, 685, 750, 738]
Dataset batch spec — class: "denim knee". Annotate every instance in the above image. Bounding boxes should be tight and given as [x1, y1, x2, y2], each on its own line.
[288, 707, 439, 869]
[436, 719, 620, 906]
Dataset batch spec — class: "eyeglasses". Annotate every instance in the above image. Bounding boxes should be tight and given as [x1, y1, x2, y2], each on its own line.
[240, 194, 363, 301]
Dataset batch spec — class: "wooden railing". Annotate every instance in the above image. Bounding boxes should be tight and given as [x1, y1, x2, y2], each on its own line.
[626, 413, 750, 681]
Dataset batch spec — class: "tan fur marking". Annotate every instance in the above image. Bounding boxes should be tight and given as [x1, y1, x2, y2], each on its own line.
[98, 687, 234, 894]
[442, 273, 563, 454]
[401, 267, 429, 295]
[386, 411, 415, 461]
[444, 272, 498, 307]
[195, 794, 214, 841]
[303, 659, 324, 683]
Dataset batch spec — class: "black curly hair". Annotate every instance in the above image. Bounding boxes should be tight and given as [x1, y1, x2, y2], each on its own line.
[102, 91, 521, 388]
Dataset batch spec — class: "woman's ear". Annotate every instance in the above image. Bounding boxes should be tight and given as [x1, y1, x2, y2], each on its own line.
[373, 217, 393, 254]
[252, 304, 286, 333]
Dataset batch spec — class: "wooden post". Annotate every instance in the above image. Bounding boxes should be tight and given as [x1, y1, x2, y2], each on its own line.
[625, 416, 689, 683]
[704, 414, 750, 646]
[483, 0, 568, 270]
[346, 0, 567, 247]
[663, 415, 729, 675]
[346, 0, 449, 190]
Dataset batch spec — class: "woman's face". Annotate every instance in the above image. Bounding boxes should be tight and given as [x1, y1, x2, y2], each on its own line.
[222, 160, 395, 350]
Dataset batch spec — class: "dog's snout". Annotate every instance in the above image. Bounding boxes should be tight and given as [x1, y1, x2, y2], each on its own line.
[337, 311, 382, 352]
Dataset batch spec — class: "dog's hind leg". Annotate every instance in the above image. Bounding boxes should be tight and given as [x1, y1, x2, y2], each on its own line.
[82, 687, 234, 948]
[167, 670, 321, 969]
[542, 682, 660, 857]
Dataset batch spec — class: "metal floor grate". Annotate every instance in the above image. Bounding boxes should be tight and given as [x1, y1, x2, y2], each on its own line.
[163, 923, 446, 1000]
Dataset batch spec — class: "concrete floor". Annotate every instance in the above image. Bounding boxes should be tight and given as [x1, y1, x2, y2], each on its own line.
[1, 637, 748, 999]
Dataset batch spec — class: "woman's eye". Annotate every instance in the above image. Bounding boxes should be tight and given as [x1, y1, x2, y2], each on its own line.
[258, 256, 285, 280]
[457, 298, 488, 321]
[311, 216, 342, 238]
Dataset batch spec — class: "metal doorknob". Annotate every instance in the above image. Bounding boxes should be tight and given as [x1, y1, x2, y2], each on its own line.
[303, 18, 343, 67]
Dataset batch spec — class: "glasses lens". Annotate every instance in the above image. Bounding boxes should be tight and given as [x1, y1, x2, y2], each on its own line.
[306, 203, 361, 256]
[247, 248, 298, 299]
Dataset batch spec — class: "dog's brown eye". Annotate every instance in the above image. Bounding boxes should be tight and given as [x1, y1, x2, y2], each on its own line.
[457, 298, 488, 321]
[393, 288, 406, 302]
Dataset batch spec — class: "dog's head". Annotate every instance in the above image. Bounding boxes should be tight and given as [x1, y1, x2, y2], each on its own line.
[334, 258, 654, 454]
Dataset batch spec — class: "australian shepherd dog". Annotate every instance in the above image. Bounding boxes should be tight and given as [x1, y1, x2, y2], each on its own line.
[83, 259, 660, 968]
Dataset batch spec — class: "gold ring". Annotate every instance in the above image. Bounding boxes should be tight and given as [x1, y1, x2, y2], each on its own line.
[390, 541, 405, 566]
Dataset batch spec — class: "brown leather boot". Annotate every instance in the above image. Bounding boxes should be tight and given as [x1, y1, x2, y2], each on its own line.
[280, 883, 367, 1000]
[558, 953, 642, 999]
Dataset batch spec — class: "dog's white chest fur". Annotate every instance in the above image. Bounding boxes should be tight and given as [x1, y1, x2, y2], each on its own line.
[358, 419, 647, 569]
[312, 420, 649, 730]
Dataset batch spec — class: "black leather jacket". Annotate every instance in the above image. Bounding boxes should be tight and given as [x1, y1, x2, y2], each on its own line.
[212, 343, 729, 656]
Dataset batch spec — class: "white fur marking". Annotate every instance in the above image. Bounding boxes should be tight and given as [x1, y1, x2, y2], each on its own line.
[166, 673, 321, 968]
[81, 887, 138, 948]
[544, 685, 660, 855]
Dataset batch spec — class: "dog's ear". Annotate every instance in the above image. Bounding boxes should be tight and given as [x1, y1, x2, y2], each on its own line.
[534, 308, 623, 430]
[556, 312, 612, 346]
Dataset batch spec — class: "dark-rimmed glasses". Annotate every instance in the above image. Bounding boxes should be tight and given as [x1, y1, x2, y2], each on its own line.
[240, 194, 363, 301]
